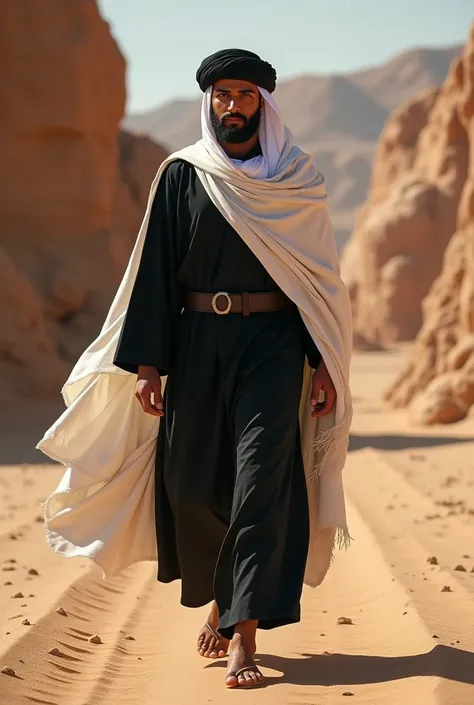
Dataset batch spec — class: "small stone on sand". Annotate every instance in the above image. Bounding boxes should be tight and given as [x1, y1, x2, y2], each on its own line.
[89, 634, 102, 644]
[427, 556, 438, 565]
[56, 607, 67, 616]
[337, 617, 353, 625]
[125, 635, 135, 640]
[432, 634, 440, 639]
[2, 566, 15, 572]
[28, 569, 39, 576]
[48, 648, 61, 656]
[441, 585, 452, 592]
[1, 667, 16, 676]
[343, 692, 354, 697]
[454, 564, 466, 572]
[12, 592, 23, 599]
[22, 619, 31, 626]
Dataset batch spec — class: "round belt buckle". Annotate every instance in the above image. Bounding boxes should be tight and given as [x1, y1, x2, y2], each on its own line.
[211, 291, 232, 315]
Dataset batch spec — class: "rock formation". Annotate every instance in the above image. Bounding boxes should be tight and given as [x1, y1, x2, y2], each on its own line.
[342, 41, 469, 345]
[0, 1, 167, 406]
[113, 131, 168, 266]
[385, 25, 474, 423]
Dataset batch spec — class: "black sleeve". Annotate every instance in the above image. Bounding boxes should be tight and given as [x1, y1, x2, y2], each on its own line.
[113, 162, 184, 376]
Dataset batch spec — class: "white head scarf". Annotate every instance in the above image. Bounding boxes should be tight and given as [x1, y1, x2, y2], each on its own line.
[201, 86, 287, 180]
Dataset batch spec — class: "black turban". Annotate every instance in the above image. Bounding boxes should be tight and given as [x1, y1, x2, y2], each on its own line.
[196, 49, 277, 94]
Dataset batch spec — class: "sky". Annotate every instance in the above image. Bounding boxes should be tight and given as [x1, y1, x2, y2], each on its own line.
[98, 0, 472, 114]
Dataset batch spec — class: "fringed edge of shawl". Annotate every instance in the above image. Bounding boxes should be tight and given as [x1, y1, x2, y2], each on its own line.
[303, 526, 354, 588]
[307, 405, 353, 482]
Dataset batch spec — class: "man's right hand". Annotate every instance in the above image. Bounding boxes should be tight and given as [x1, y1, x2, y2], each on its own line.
[135, 366, 164, 416]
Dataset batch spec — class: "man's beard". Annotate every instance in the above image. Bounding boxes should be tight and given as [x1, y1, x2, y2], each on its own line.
[210, 105, 261, 144]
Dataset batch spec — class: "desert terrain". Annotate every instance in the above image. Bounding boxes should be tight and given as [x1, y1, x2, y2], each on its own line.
[1, 1, 474, 703]
[1, 348, 474, 703]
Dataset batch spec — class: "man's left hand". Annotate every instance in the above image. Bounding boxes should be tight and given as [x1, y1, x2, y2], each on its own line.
[310, 360, 336, 417]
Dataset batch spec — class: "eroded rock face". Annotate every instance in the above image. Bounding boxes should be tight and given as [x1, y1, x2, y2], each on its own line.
[342, 46, 468, 346]
[0, 0, 126, 237]
[112, 131, 169, 269]
[0, 2, 167, 405]
[385, 25, 474, 424]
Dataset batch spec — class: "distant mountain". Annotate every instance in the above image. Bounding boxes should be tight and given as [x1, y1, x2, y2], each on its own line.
[123, 44, 461, 250]
[350, 45, 461, 108]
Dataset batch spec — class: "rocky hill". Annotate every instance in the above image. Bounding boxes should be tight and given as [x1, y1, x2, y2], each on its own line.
[385, 25, 474, 424]
[0, 0, 167, 407]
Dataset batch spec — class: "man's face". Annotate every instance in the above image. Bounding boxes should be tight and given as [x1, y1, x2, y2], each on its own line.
[211, 79, 262, 144]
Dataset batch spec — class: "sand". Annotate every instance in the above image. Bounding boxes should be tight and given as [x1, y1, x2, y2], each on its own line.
[1, 347, 473, 704]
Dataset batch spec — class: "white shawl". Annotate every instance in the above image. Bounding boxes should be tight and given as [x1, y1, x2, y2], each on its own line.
[37, 88, 353, 588]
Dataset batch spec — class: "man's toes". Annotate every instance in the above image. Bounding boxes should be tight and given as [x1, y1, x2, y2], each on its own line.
[217, 649, 226, 658]
[226, 675, 238, 688]
[204, 641, 217, 657]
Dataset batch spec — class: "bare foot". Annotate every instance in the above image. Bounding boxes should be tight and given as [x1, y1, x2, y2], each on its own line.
[225, 632, 264, 689]
[197, 601, 229, 658]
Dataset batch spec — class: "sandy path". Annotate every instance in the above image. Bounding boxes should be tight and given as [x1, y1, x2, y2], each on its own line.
[1, 349, 473, 703]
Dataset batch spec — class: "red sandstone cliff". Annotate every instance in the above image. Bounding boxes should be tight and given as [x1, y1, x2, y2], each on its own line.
[384, 25, 474, 423]
[342, 38, 469, 346]
[0, 1, 167, 406]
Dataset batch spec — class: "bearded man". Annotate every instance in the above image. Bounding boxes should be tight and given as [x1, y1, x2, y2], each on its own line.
[37, 49, 353, 691]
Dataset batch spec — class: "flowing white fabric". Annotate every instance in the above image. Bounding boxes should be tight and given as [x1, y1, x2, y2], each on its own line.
[37, 87, 353, 588]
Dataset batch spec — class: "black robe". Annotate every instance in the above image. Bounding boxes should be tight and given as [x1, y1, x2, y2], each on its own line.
[113, 150, 321, 639]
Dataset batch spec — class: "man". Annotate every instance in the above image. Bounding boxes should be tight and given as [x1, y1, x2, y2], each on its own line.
[37, 49, 352, 691]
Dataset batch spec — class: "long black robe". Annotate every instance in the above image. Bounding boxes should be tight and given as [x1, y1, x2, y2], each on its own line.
[113, 149, 321, 639]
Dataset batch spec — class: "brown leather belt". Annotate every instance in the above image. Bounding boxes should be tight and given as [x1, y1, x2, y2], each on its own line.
[184, 290, 293, 315]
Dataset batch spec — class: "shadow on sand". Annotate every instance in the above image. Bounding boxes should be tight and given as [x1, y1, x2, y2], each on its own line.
[349, 433, 473, 453]
[206, 645, 474, 689]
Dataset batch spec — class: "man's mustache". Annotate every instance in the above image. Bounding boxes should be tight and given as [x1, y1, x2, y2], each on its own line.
[221, 112, 247, 123]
